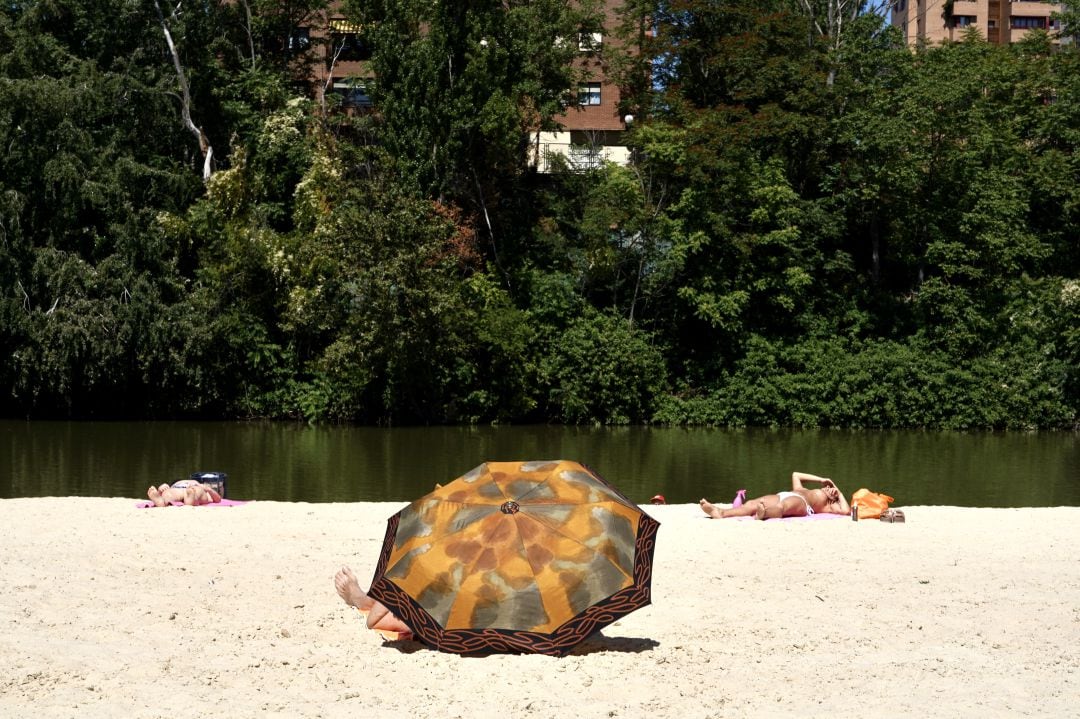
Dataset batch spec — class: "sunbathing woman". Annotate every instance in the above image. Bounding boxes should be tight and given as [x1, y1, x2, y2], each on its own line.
[146, 480, 222, 507]
[699, 471, 850, 519]
[334, 565, 412, 636]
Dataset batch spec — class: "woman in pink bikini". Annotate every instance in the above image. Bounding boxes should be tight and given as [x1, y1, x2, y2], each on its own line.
[699, 471, 850, 520]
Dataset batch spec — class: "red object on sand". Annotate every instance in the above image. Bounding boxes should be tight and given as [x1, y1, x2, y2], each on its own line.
[650, 494, 666, 505]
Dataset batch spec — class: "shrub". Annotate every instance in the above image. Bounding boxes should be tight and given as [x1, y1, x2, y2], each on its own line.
[539, 311, 667, 425]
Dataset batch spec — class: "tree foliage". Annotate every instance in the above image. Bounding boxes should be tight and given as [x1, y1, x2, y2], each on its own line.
[1, 0, 1077, 428]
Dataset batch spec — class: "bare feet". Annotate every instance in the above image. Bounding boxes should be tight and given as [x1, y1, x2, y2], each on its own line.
[334, 566, 375, 612]
[699, 499, 724, 519]
[147, 486, 168, 507]
[335, 566, 413, 634]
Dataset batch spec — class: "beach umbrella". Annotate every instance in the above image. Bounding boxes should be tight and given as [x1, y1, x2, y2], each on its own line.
[367, 460, 660, 656]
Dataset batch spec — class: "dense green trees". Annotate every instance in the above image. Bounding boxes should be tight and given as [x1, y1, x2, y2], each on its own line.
[1, 0, 201, 415]
[0, 0, 1077, 428]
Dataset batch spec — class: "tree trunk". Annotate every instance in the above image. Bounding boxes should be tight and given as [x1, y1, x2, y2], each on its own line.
[153, 0, 214, 182]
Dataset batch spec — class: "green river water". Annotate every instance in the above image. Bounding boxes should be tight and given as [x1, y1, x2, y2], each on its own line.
[2, 421, 1076, 507]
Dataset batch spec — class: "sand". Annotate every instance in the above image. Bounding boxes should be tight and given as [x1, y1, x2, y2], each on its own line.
[1, 498, 1077, 719]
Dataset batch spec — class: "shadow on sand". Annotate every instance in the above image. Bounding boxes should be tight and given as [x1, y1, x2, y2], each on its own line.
[380, 631, 658, 657]
[569, 633, 659, 655]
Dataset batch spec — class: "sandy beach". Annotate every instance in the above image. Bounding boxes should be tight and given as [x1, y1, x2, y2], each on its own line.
[1, 497, 1077, 719]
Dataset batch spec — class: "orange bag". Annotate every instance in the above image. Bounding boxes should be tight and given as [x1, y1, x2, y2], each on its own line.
[851, 488, 894, 520]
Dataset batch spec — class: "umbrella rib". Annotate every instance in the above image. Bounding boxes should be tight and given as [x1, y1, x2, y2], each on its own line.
[512, 477, 629, 509]
[517, 502, 636, 581]
[397, 500, 501, 553]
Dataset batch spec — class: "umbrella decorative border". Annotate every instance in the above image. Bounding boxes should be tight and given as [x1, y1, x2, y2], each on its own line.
[368, 462, 660, 656]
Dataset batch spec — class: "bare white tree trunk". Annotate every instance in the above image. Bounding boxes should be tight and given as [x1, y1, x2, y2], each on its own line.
[154, 0, 214, 182]
[239, 0, 256, 68]
[795, 0, 900, 85]
[472, 165, 511, 291]
[796, 0, 883, 49]
[320, 36, 348, 115]
[626, 161, 668, 329]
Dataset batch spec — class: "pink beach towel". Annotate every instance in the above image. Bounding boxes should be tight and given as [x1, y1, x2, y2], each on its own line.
[136, 498, 250, 509]
[729, 512, 845, 522]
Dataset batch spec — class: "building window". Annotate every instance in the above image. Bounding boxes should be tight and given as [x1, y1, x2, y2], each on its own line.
[578, 32, 602, 52]
[578, 82, 601, 106]
[895, 0, 906, 11]
[1011, 16, 1047, 29]
[288, 27, 310, 53]
[329, 19, 371, 62]
[331, 78, 371, 108]
[952, 15, 976, 28]
[332, 33, 372, 62]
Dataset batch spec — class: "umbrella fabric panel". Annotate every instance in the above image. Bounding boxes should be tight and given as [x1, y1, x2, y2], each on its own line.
[385, 506, 545, 631]
[386, 460, 641, 564]
[384, 501, 641, 632]
[509, 463, 639, 510]
[382, 461, 642, 632]
[522, 501, 638, 575]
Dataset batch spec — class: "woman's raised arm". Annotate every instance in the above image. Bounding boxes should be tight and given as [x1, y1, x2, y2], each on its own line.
[790, 471, 831, 490]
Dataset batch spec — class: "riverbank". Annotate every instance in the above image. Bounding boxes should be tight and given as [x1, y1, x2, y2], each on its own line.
[1, 498, 1076, 718]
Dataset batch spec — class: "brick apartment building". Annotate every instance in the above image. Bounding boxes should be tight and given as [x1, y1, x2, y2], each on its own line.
[891, 0, 1063, 45]
[305, 2, 631, 172]
[306, 15, 374, 111]
[531, 0, 632, 172]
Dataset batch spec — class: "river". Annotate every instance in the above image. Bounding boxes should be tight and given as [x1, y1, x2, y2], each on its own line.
[2, 421, 1076, 507]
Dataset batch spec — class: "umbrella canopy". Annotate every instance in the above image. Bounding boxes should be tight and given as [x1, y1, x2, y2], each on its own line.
[367, 460, 660, 656]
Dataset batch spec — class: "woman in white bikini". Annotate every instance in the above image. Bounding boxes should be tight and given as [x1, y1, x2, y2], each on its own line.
[699, 471, 850, 519]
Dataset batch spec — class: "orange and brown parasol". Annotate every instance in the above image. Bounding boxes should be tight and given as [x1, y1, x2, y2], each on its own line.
[367, 460, 660, 655]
